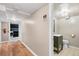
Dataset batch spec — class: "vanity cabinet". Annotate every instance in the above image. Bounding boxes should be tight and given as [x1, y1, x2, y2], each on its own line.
[54, 35, 63, 54]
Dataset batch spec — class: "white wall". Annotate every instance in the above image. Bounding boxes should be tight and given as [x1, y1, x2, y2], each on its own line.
[56, 16, 79, 47]
[22, 5, 49, 56]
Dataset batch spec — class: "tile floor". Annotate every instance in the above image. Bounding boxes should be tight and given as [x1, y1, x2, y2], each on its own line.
[54, 47, 79, 56]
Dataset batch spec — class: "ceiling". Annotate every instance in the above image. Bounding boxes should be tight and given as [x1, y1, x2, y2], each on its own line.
[0, 3, 47, 16]
[54, 3, 79, 18]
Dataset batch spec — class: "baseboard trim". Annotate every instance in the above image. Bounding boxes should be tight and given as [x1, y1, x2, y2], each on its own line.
[0, 40, 18, 43]
[69, 46, 79, 49]
[19, 40, 37, 56]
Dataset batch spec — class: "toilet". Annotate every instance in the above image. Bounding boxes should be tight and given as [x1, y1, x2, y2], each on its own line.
[63, 39, 69, 48]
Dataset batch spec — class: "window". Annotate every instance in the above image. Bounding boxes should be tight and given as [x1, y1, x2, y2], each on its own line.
[10, 24, 19, 37]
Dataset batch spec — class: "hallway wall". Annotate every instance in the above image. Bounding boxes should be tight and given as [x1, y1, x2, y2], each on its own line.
[22, 5, 49, 56]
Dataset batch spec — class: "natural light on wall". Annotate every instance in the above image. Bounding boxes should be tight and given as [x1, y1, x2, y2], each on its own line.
[24, 20, 35, 24]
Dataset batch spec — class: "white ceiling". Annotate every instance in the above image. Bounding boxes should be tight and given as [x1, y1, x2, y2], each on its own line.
[1, 3, 47, 16]
[54, 3, 79, 18]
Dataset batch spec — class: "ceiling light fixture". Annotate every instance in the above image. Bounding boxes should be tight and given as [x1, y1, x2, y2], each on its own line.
[59, 4, 70, 17]
[0, 5, 6, 11]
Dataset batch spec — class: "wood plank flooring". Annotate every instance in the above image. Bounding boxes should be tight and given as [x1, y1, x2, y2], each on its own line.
[0, 41, 33, 56]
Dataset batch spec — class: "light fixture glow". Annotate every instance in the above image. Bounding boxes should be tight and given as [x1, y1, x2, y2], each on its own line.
[0, 5, 6, 11]
[60, 8, 69, 17]
[66, 19, 75, 24]
[59, 4, 70, 17]
[70, 19, 75, 24]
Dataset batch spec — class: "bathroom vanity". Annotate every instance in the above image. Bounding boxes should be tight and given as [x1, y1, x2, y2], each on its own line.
[53, 34, 63, 54]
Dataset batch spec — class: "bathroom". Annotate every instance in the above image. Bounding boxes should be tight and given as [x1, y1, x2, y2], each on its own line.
[52, 3, 79, 56]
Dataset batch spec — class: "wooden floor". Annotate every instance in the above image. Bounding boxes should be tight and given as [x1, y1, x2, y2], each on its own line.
[0, 41, 33, 56]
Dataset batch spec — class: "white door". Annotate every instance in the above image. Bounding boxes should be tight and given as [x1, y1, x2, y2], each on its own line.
[1, 22, 9, 41]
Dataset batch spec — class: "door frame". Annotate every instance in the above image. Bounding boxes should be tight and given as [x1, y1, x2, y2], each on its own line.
[48, 3, 54, 56]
